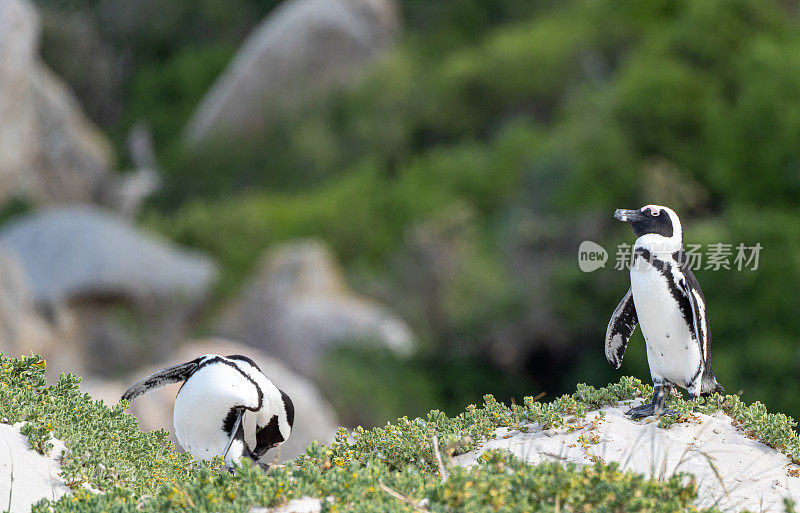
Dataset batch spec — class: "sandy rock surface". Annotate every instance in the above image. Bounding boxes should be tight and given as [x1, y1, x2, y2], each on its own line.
[0, 423, 70, 513]
[184, 0, 398, 143]
[0, 246, 55, 358]
[216, 239, 412, 377]
[0, 206, 218, 375]
[251, 497, 323, 513]
[0, 206, 216, 306]
[453, 400, 800, 512]
[0, 0, 114, 206]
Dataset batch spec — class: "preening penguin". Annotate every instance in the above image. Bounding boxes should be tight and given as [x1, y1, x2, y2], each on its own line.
[122, 354, 294, 468]
[606, 205, 723, 419]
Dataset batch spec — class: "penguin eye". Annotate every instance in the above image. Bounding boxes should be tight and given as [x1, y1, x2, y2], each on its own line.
[652, 210, 660, 217]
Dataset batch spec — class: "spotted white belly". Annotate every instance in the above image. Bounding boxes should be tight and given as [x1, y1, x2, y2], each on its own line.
[630, 265, 702, 390]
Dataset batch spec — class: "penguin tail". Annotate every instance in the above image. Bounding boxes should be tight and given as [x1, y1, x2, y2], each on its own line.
[121, 359, 200, 403]
[700, 364, 724, 396]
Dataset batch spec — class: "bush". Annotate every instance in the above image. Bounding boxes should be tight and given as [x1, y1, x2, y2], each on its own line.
[3, 352, 796, 513]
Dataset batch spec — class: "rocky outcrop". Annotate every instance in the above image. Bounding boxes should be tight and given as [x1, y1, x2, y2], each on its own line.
[0, 206, 215, 306]
[85, 338, 339, 463]
[216, 239, 413, 377]
[0, 0, 114, 206]
[0, 247, 56, 359]
[0, 206, 217, 374]
[184, 0, 399, 144]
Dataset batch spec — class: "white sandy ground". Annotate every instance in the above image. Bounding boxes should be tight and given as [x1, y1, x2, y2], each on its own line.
[251, 497, 324, 513]
[452, 400, 800, 513]
[0, 423, 71, 513]
[5, 400, 800, 512]
[254, 401, 800, 513]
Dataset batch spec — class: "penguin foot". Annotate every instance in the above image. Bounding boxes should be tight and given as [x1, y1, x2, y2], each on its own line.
[625, 402, 678, 420]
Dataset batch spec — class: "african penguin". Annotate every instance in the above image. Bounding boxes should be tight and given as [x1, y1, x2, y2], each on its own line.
[122, 354, 294, 468]
[606, 205, 723, 419]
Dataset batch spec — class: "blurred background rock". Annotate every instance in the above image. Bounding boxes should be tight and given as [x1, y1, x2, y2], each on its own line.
[0, 0, 798, 452]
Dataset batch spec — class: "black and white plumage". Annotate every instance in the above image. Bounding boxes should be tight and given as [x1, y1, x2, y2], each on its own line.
[122, 354, 294, 467]
[606, 205, 723, 419]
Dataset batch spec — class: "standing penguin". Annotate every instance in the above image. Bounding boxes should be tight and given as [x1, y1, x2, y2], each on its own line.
[122, 354, 294, 468]
[606, 205, 723, 419]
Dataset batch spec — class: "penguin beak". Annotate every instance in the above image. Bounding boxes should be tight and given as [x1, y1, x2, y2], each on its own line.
[614, 209, 642, 223]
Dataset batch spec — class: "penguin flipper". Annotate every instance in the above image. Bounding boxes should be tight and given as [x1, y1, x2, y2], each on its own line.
[121, 359, 201, 402]
[605, 288, 638, 369]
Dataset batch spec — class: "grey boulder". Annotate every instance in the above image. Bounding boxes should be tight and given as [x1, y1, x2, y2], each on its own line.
[0, 206, 216, 306]
[0, 0, 114, 205]
[0, 246, 55, 358]
[184, 0, 399, 144]
[216, 239, 413, 377]
[0, 206, 217, 375]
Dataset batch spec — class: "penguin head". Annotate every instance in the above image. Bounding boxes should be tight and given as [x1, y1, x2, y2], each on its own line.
[614, 204, 683, 247]
[252, 389, 294, 459]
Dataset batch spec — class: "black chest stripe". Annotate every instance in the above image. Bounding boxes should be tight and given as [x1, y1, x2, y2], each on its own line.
[635, 249, 695, 336]
[222, 407, 241, 436]
[664, 273, 695, 336]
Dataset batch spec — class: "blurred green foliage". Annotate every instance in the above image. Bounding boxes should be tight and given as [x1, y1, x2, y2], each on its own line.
[36, 0, 279, 147]
[36, 0, 800, 424]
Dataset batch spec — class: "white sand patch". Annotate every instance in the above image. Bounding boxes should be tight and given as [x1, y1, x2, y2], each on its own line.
[251, 497, 322, 513]
[0, 423, 71, 513]
[453, 400, 800, 512]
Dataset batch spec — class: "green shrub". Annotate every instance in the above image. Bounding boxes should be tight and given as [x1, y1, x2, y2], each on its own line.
[0, 354, 201, 494]
[4, 353, 800, 512]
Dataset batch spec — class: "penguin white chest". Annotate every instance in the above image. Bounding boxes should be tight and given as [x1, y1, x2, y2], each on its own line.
[172, 364, 254, 462]
[630, 264, 702, 388]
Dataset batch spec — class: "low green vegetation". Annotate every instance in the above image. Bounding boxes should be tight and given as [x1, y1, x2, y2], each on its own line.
[0, 354, 197, 495]
[3, 353, 799, 512]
